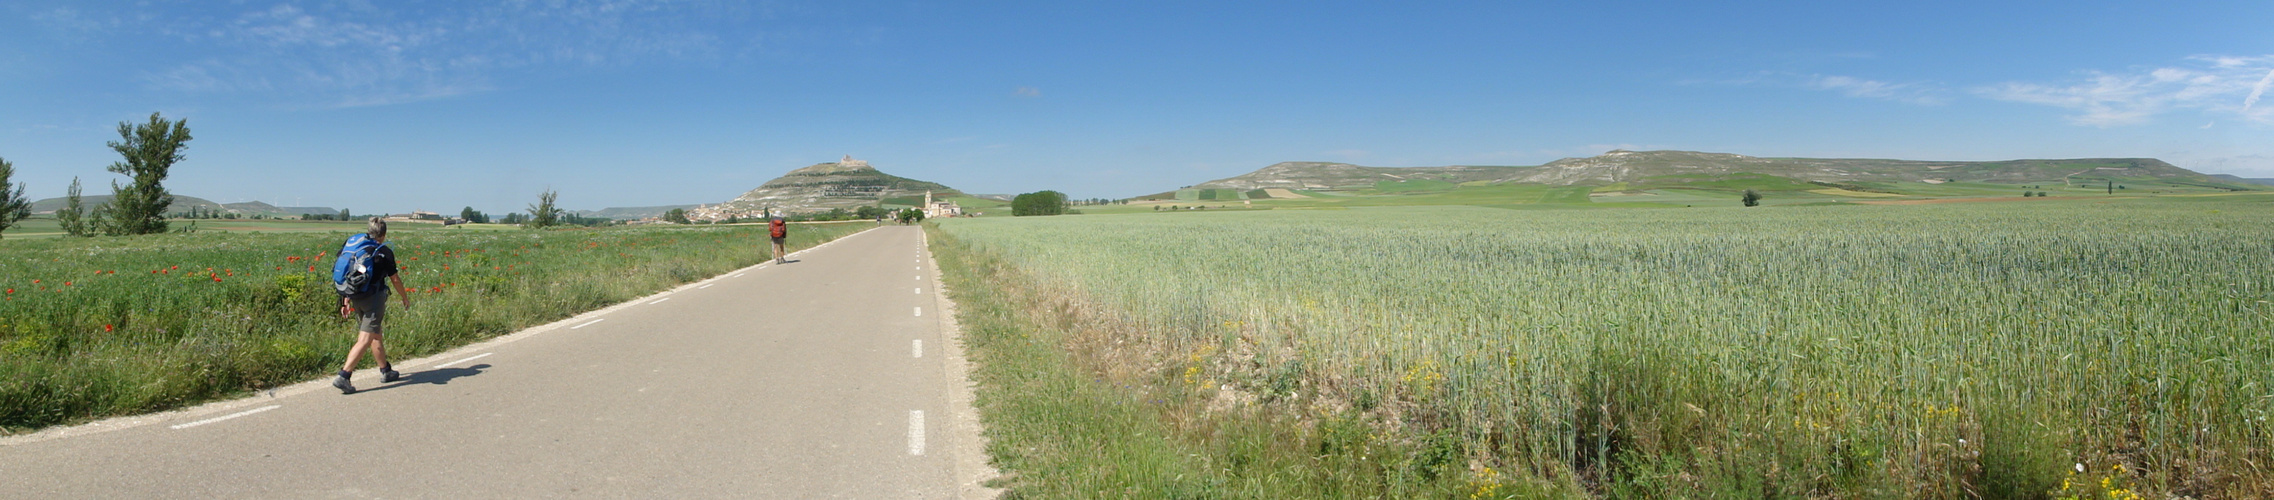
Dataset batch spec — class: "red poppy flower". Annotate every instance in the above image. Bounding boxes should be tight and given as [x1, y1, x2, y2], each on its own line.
[104, 324, 113, 332]
[4, 288, 11, 294]
[213, 276, 222, 283]
[31, 279, 39, 284]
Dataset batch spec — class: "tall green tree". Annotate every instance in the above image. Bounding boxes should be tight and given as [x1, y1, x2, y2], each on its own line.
[338, 208, 351, 221]
[1741, 189, 1763, 207]
[526, 189, 562, 229]
[1012, 190, 1068, 216]
[663, 208, 690, 224]
[58, 177, 92, 237]
[0, 157, 29, 238]
[97, 112, 191, 235]
[459, 206, 490, 224]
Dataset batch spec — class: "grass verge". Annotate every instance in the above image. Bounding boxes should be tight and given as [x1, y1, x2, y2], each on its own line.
[0, 221, 876, 432]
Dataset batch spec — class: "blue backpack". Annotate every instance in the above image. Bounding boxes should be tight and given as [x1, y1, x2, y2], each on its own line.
[332, 234, 383, 298]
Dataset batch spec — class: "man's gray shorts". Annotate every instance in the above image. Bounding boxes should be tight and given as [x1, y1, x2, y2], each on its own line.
[350, 288, 390, 335]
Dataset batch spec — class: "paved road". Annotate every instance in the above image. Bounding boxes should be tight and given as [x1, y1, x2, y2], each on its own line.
[0, 225, 994, 498]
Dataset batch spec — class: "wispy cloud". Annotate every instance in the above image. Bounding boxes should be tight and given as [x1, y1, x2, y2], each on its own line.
[2244, 68, 2274, 112]
[115, 1, 754, 108]
[1977, 55, 2274, 126]
[1805, 75, 1947, 105]
[1688, 71, 1946, 105]
[1013, 86, 1041, 97]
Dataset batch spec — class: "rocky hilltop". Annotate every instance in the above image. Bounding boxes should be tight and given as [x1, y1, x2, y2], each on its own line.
[1193, 150, 2233, 189]
[703, 156, 957, 217]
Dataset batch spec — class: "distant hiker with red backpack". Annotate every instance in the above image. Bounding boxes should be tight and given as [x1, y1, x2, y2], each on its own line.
[768, 217, 788, 264]
[331, 217, 411, 394]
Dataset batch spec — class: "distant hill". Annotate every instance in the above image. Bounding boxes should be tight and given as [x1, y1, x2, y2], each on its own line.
[1192, 162, 1533, 190]
[2209, 174, 2274, 186]
[572, 205, 699, 220]
[1191, 150, 2256, 191]
[29, 195, 334, 217]
[707, 156, 959, 217]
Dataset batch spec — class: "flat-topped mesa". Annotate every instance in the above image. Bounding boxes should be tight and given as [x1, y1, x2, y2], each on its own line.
[701, 156, 958, 219]
[1188, 149, 2228, 189]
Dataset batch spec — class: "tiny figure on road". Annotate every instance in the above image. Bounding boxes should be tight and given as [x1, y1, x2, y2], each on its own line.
[331, 217, 412, 394]
[769, 216, 789, 264]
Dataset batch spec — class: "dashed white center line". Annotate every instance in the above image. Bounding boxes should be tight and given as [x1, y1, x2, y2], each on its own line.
[914, 306, 922, 317]
[731, 273, 745, 278]
[433, 352, 493, 368]
[914, 275, 921, 280]
[915, 288, 922, 294]
[172, 405, 280, 430]
[698, 283, 714, 289]
[908, 410, 926, 456]
[649, 297, 671, 305]
[572, 318, 606, 329]
[913, 339, 923, 358]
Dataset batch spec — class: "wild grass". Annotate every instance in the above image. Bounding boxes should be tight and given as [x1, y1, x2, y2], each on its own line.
[0, 222, 874, 431]
[932, 198, 2274, 498]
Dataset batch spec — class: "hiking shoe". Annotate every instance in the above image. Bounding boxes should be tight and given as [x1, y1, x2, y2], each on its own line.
[332, 374, 356, 394]
[381, 369, 404, 383]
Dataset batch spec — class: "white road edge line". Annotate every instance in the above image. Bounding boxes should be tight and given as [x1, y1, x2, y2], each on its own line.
[698, 283, 715, 289]
[572, 318, 606, 329]
[171, 405, 280, 430]
[433, 352, 493, 369]
[649, 297, 672, 305]
[731, 273, 745, 278]
[909, 410, 926, 456]
[914, 339, 923, 358]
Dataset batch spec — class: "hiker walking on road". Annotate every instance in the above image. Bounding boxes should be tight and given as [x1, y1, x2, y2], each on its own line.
[332, 217, 411, 394]
[769, 217, 788, 264]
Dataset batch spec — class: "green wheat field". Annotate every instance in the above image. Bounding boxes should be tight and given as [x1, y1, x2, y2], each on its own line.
[931, 195, 2274, 498]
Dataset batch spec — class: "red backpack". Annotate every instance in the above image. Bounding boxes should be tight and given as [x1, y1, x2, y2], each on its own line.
[769, 220, 786, 238]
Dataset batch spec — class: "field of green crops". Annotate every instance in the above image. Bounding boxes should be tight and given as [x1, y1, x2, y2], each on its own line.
[0, 221, 875, 431]
[932, 196, 2274, 498]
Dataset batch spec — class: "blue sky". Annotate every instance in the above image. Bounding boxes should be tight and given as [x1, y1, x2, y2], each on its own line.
[3, 1, 2270, 214]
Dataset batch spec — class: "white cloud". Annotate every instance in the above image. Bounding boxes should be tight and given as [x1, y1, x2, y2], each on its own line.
[1013, 87, 1041, 97]
[1977, 55, 2274, 126]
[1805, 75, 1947, 105]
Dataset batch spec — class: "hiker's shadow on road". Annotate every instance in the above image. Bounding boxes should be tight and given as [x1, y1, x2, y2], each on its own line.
[361, 364, 490, 394]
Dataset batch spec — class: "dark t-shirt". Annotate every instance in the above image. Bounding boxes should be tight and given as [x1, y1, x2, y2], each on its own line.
[370, 244, 398, 291]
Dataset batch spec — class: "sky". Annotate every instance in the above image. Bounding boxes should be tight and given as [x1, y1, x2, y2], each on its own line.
[2, 1, 2270, 214]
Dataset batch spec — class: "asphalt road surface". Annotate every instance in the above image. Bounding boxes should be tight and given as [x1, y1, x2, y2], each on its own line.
[0, 225, 996, 498]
